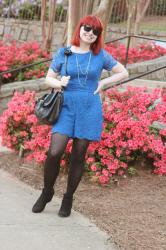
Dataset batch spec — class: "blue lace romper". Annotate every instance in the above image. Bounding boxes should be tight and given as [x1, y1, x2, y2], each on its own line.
[49, 47, 117, 141]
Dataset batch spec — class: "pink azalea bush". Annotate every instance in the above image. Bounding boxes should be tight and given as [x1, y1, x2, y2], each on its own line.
[0, 91, 37, 150]
[0, 39, 50, 83]
[0, 90, 51, 163]
[105, 41, 166, 64]
[0, 87, 165, 185]
[85, 87, 166, 183]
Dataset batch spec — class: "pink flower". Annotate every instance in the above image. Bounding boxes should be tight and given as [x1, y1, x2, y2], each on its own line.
[61, 159, 66, 167]
[91, 164, 97, 172]
[87, 157, 95, 164]
[118, 170, 124, 176]
[102, 169, 109, 177]
[98, 175, 109, 184]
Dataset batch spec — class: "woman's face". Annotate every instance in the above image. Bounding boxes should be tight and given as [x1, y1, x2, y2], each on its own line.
[79, 25, 99, 45]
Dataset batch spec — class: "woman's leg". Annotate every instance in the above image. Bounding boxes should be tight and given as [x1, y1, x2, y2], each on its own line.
[58, 138, 90, 217]
[44, 133, 69, 191]
[32, 133, 69, 213]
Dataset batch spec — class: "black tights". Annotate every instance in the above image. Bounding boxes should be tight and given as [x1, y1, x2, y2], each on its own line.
[44, 133, 89, 198]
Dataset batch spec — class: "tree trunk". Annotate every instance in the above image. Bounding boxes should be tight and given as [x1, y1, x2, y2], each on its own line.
[83, 0, 94, 16]
[41, 0, 47, 47]
[133, 0, 151, 35]
[67, 0, 83, 45]
[62, 20, 68, 46]
[94, 0, 116, 40]
[126, 0, 137, 35]
[44, 0, 57, 52]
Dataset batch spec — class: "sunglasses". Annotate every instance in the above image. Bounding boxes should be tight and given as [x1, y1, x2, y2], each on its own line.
[82, 25, 101, 36]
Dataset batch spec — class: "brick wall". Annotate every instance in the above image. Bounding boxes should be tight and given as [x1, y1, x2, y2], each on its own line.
[0, 18, 65, 51]
[127, 56, 166, 81]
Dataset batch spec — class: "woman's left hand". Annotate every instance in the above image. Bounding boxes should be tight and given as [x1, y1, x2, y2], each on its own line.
[94, 82, 105, 95]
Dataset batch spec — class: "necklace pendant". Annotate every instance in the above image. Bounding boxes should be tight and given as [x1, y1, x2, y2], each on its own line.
[75, 52, 92, 87]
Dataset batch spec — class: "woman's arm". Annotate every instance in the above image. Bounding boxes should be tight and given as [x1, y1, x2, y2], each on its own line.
[45, 69, 70, 90]
[94, 62, 129, 95]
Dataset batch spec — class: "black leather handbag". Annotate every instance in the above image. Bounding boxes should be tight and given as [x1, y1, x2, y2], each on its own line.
[35, 89, 64, 125]
[35, 48, 71, 125]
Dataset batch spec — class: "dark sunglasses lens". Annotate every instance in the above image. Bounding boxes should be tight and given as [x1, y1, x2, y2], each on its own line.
[83, 25, 100, 36]
[83, 25, 92, 32]
[93, 29, 100, 36]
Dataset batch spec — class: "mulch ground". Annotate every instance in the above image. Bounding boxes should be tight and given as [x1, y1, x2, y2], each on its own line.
[0, 151, 166, 250]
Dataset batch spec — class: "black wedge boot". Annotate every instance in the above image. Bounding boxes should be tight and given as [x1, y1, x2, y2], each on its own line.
[32, 188, 54, 213]
[58, 194, 73, 217]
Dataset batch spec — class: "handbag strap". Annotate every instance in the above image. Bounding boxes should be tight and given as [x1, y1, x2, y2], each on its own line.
[64, 52, 68, 76]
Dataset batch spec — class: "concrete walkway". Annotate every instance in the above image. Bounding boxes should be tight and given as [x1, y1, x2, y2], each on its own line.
[0, 139, 115, 250]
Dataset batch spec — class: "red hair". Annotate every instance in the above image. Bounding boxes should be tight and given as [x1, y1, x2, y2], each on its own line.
[71, 15, 104, 55]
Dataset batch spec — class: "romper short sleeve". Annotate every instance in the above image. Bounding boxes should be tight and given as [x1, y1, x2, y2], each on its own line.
[49, 48, 64, 73]
[102, 49, 118, 71]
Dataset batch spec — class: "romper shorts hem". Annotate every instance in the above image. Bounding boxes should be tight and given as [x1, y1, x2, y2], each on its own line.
[52, 130, 101, 142]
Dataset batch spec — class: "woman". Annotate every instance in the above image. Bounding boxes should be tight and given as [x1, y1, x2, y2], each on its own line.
[32, 15, 128, 217]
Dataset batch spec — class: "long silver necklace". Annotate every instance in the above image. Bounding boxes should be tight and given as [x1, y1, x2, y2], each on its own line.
[75, 52, 92, 87]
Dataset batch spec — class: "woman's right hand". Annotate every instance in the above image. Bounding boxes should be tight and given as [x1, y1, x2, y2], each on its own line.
[60, 76, 71, 87]
[45, 69, 71, 89]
